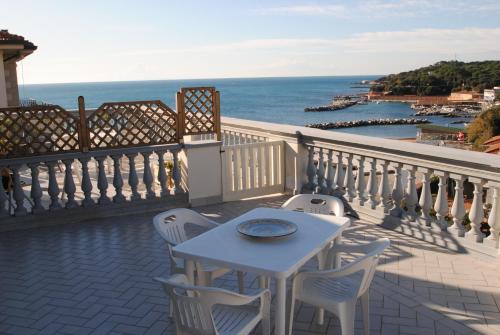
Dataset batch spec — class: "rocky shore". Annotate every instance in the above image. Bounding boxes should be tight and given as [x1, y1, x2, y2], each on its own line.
[306, 118, 430, 130]
[304, 95, 365, 112]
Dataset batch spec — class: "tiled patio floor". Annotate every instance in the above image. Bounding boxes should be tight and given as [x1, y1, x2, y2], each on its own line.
[1, 195, 500, 335]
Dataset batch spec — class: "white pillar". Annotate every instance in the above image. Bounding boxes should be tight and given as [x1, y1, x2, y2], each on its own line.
[181, 140, 222, 206]
[0, 51, 8, 107]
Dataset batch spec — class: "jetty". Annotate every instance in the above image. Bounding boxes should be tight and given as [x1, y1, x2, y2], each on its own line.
[306, 118, 430, 130]
[304, 95, 366, 112]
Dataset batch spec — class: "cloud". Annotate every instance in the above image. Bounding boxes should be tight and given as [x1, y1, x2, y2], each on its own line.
[108, 27, 500, 57]
[257, 0, 500, 18]
[258, 4, 348, 17]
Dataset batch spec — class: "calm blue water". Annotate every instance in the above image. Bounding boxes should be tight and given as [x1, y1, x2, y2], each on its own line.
[20, 76, 463, 139]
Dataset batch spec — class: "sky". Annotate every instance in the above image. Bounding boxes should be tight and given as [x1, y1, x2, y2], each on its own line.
[2, 0, 500, 84]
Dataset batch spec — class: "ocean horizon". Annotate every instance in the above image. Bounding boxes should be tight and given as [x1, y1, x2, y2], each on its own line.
[20, 76, 462, 139]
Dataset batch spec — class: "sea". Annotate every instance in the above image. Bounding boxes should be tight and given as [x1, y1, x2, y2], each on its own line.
[20, 76, 465, 139]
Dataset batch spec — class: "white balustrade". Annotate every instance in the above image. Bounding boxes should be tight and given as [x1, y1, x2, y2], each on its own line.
[404, 165, 418, 222]
[333, 151, 344, 190]
[450, 174, 466, 237]
[63, 159, 78, 209]
[344, 153, 356, 202]
[354, 156, 366, 207]
[220, 117, 500, 257]
[366, 158, 378, 209]
[434, 171, 448, 231]
[314, 148, 325, 194]
[324, 150, 334, 194]
[466, 177, 485, 242]
[417, 168, 433, 226]
[377, 160, 391, 213]
[112, 155, 125, 203]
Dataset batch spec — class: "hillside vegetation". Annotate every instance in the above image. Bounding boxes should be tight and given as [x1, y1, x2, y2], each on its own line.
[372, 61, 500, 96]
[467, 106, 500, 147]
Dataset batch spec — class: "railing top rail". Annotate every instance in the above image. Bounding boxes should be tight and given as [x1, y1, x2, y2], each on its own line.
[221, 117, 500, 179]
[0, 143, 182, 166]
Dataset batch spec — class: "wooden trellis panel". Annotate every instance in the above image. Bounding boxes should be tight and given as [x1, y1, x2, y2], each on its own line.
[86, 100, 178, 150]
[0, 105, 80, 158]
[177, 87, 220, 139]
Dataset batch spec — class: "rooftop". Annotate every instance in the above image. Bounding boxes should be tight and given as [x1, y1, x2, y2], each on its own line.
[1, 195, 500, 335]
[0, 29, 37, 50]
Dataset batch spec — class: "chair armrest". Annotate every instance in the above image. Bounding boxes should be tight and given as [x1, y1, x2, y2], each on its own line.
[206, 288, 271, 307]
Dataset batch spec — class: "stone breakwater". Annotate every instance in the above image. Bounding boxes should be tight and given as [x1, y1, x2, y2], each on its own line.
[304, 100, 358, 112]
[306, 118, 430, 130]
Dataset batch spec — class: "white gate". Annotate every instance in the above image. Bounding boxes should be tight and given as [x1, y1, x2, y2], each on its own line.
[221, 140, 285, 202]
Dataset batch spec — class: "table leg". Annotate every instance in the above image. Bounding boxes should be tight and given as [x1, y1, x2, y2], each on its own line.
[275, 277, 287, 335]
[185, 260, 195, 284]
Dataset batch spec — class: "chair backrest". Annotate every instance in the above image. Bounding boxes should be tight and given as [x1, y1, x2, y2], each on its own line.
[153, 209, 218, 264]
[343, 238, 390, 298]
[281, 194, 344, 217]
[159, 274, 218, 335]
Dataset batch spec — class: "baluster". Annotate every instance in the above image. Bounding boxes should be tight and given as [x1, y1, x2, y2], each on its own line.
[304, 146, 316, 191]
[63, 159, 78, 209]
[324, 150, 334, 195]
[377, 160, 391, 213]
[156, 150, 169, 197]
[354, 156, 366, 206]
[417, 168, 432, 226]
[172, 149, 183, 195]
[344, 153, 356, 202]
[485, 183, 499, 247]
[333, 151, 344, 191]
[126, 153, 141, 201]
[46, 161, 62, 210]
[366, 158, 378, 209]
[404, 165, 418, 221]
[449, 174, 465, 237]
[142, 151, 155, 199]
[314, 148, 325, 194]
[112, 155, 125, 203]
[79, 157, 94, 207]
[11, 165, 27, 216]
[28, 163, 44, 213]
[96, 156, 111, 205]
[0, 165, 10, 216]
[466, 177, 485, 242]
[434, 171, 448, 231]
[389, 163, 404, 217]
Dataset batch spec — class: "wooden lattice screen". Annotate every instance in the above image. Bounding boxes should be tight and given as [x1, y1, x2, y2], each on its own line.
[86, 100, 178, 150]
[0, 105, 81, 158]
[177, 87, 221, 139]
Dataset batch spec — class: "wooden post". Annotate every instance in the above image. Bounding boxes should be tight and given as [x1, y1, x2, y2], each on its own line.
[78, 96, 90, 152]
[215, 90, 221, 141]
[176, 91, 184, 142]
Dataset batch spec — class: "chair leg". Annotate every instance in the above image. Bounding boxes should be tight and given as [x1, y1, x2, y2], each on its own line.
[361, 291, 370, 335]
[259, 276, 269, 289]
[338, 301, 356, 335]
[262, 314, 271, 335]
[286, 293, 296, 335]
[237, 271, 245, 293]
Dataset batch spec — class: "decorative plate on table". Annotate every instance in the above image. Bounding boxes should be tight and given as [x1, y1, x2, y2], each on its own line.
[237, 219, 298, 238]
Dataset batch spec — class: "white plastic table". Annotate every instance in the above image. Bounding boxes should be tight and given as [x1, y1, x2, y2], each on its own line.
[172, 207, 350, 335]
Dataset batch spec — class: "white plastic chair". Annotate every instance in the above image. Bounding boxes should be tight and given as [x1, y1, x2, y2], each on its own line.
[288, 238, 390, 335]
[157, 274, 271, 335]
[281, 194, 344, 217]
[153, 208, 245, 292]
[281, 194, 347, 270]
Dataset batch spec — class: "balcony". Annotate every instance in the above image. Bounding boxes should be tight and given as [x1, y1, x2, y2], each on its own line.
[1, 88, 500, 334]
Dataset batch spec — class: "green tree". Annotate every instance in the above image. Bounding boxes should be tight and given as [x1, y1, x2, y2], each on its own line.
[467, 106, 500, 147]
